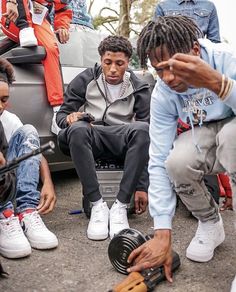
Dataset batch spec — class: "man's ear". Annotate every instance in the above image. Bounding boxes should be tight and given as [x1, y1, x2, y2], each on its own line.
[191, 41, 201, 56]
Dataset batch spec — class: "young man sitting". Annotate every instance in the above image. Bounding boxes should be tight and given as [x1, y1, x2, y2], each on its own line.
[0, 57, 58, 258]
[56, 35, 151, 240]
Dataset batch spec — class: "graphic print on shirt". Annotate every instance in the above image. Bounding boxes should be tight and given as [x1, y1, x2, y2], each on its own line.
[182, 89, 216, 126]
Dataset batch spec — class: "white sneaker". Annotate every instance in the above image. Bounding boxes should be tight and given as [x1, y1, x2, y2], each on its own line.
[231, 275, 236, 292]
[109, 202, 129, 239]
[51, 108, 61, 135]
[19, 27, 38, 47]
[21, 211, 58, 249]
[186, 214, 225, 262]
[87, 202, 109, 240]
[0, 215, 31, 258]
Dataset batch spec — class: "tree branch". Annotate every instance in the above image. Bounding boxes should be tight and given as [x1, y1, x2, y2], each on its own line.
[99, 7, 119, 16]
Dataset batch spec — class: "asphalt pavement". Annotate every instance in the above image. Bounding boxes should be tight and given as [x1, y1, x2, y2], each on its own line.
[0, 169, 235, 292]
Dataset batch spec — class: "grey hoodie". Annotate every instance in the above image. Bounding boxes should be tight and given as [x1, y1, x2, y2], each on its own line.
[56, 64, 151, 128]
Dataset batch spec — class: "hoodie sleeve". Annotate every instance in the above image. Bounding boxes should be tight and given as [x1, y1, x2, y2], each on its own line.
[148, 85, 178, 230]
[133, 80, 151, 123]
[56, 68, 94, 129]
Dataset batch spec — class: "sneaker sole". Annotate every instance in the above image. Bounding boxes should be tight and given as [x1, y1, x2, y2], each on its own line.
[87, 232, 108, 241]
[29, 239, 58, 250]
[186, 230, 225, 262]
[20, 41, 38, 47]
[0, 246, 31, 259]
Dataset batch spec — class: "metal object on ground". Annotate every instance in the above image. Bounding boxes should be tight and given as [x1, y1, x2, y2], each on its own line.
[108, 228, 181, 291]
[108, 228, 147, 275]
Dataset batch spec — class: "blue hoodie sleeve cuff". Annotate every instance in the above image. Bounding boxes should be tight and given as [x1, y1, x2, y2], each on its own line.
[153, 215, 172, 230]
[223, 79, 236, 110]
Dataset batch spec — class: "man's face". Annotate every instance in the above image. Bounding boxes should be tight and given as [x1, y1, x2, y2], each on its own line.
[149, 45, 199, 93]
[0, 81, 9, 115]
[101, 51, 129, 85]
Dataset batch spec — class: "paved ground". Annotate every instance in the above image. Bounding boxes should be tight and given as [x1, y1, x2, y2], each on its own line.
[0, 169, 235, 292]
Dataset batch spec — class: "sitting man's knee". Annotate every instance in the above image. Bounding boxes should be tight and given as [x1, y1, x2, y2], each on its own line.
[166, 153, 188, 181]
[67, 121, 92, 142]
[16, 124, 39, 142]
[130, 122, 149, 144]
[131, 121, 149, 133]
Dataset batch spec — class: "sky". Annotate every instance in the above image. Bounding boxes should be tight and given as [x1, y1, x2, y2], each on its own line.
[211, 0, 236, 50]
[90, 0, 236, 50]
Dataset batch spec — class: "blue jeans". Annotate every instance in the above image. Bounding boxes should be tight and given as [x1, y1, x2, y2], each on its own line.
[0, 125, 41, 213]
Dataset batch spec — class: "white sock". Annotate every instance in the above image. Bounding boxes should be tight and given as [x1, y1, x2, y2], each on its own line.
[115, 199, 127, 208]
[53, 105, 61, 113]
[92, 198, 103, 206]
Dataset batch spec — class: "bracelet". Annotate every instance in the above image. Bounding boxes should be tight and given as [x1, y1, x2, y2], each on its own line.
[218, 74, 225, 97]
[218, 76, 234, 100]
[7, 0, 18, 5]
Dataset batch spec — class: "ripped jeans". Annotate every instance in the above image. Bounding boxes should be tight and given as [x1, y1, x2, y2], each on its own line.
[166, 117, 236, 222]
[0, 125, 41, 214]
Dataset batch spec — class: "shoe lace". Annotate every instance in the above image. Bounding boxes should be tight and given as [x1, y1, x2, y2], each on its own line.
[91, 204, 107, 223]
[25, 211, 45, 230]
[1, 216, 23, 238]
[111, 205, 127, 224]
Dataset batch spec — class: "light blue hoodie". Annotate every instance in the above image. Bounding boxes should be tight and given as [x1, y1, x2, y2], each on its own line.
[149, 38, 236, 230]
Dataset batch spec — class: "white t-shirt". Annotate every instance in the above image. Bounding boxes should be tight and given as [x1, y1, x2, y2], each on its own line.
[0, 110, 23, 143]
[106, 82, 123, 103]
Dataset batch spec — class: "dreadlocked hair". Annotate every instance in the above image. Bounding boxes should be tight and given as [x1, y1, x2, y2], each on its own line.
[0, 58, 15, 84]
[137, 15, 203, 69]
[98, 35, 133, 59]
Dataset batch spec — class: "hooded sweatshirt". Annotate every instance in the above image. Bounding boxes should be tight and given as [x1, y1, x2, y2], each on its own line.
[149, 38, 236, 230]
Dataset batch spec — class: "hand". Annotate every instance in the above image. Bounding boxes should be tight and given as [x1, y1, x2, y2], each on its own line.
[3, 1, 18, 23]
[127, 229, 173, 283]
[0, 152, 6, 167]
[134, 191, 148, 214]
[37, 180, 57, 214]
[66, 111, 85, 126]
[55, 28, 70, 44]
[157, 53, 222, 94]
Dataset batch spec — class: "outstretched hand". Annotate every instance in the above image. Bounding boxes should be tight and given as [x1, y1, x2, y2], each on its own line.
[127, 229, 173, 283]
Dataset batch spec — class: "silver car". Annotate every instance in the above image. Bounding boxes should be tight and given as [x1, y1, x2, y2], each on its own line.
[0, 29, 155, 172]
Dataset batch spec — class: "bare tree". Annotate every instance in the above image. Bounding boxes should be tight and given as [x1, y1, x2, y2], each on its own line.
[92, 0, 157, 37]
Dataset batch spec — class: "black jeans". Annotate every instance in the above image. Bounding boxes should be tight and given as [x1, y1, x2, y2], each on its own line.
[58, 121, 150, 203]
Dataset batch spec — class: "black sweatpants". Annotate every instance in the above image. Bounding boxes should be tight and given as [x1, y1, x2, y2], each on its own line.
[58, 121, 150, 203]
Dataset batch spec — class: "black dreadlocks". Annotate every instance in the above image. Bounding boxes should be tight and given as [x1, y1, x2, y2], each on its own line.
[0, 58, 15, 84]
[98, 35, 133, 59]
[137, 15, 203, 69]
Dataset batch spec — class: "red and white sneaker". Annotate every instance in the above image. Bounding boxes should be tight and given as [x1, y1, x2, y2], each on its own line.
[0, 209, 31, 258]
[20, 210, 58, 250]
